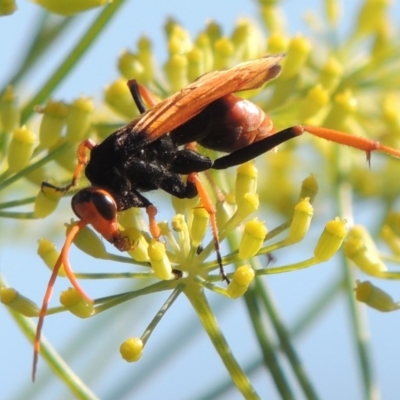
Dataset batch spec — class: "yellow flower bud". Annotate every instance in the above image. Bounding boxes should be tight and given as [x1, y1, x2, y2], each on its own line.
[120, 338, 143, 362]
[354, 0, 390, 38]
[267, 33, 289, 54]
[213, 37, 235, 70]
[381, 225, 400, 256]
[299, 174, 318, 204]
[38, 100, 69, 148]
[261, 5, 286, 34]
[65, 96, 93, 144]
[164, 54, 188, 92]
[324, 0, 342, 26]
[313, 218, 347, 262]
[54, 142, 79, 172]
[126, 227, 150, 262]
[319, 57, 343, 92]
[7, 126, 36, 172]
[32, 0, 109, 16]
[137, 36, 154, 82]
[172, 214, 190, 256]
[188, 47, 206, 82]
[60, 287, 94, 318]
[195, 32, 213, 72]
[105, 78, 139, 120]
[324, 89, 357, 130]
[34, 184, 62, 218]
[299, 85, 329, 120]
[37, 238, 66, 276]
[227, 265, 255, 299]
[372, 23, 392, 60]
[344, 226, 387, 276]
[166, 24, 192, 55]
[0, 86, 19, 132]
[148, 239, 173, 280]
[205, 20, 222, 44]
[239, 219, 267, 259]
[118, 51, 145, 82]
[279, 35, 311, 80]
[286, 198, 313, 244]
[231, 19, 261, 60]
[235, 162, 258, 207]
[235, 193, 260, 221]
[191, 206, 209, 247]
[66, 222, 109, 260]
[385, 211, 400, 237]
[172, 214, 186, 232]
[1, 288, 39, 317]
[355, 281, 400, 312]
[0, 0, 17, 15]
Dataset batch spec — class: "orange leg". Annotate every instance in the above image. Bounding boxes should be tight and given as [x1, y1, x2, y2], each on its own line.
[146, 204, 161, 239]
[42, 139, 96, 193]
[137, 82, 159, 108]
[188, 173, 229, 283]
[32, 220, 92, 381]
[302, 125, 400, 162]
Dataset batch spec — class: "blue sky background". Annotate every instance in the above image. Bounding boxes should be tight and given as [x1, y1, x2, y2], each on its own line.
[1, 1, 400, 399]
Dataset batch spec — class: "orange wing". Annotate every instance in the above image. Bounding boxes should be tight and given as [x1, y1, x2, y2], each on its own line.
[131, 54, 285, 145]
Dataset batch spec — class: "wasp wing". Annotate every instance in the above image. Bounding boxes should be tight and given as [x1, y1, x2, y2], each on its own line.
[130, 54, 284, 146]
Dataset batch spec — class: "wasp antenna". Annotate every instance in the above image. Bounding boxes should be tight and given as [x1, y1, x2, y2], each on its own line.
[302, 125, 400, 161]
[32, 220, 91, 382]
[188, 173, 229, 283]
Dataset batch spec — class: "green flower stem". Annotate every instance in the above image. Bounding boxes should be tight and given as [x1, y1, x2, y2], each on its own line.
[93, 280, 176, 314]
[332, 137, 377, 399]
[0, 275, 98, 400]
[0, 196, 36, 209]
[74, 271, 154, 280]
[185, 284, 261, 399]
[244, 286, 296, 399]
[20, 0, 126, 124]
[253, 278, 320, 400]
[0, 211, 35, 218]
[199, 277, 344, 400]
[337, 183, 378, 400]
[256, 258, 318, 276]
[141, 286, 184, 345]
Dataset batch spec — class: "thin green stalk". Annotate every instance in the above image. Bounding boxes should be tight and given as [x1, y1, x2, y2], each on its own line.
[337, 182, 378, 400]
[244, 286, 295, 400]
[333, 140, 378, 399]
[185, 285, 261, 400]
[254, 278, 320, 400]
[20, 0, 126, 124]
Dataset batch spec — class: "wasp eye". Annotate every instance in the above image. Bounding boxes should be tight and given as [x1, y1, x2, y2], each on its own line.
[72, 188, 117, 221]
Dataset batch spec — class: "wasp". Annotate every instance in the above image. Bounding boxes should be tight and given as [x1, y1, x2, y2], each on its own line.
[33, 54, 400, 380]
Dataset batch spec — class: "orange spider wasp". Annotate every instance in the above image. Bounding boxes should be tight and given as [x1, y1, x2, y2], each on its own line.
[33, 54, 400, 380]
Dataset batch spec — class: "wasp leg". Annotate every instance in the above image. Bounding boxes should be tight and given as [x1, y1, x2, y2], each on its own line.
[212, 126, 302, 170]
[187, 172, 229, 283]
[212, 124, 400, 170]
[42, 138, 97, 193]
